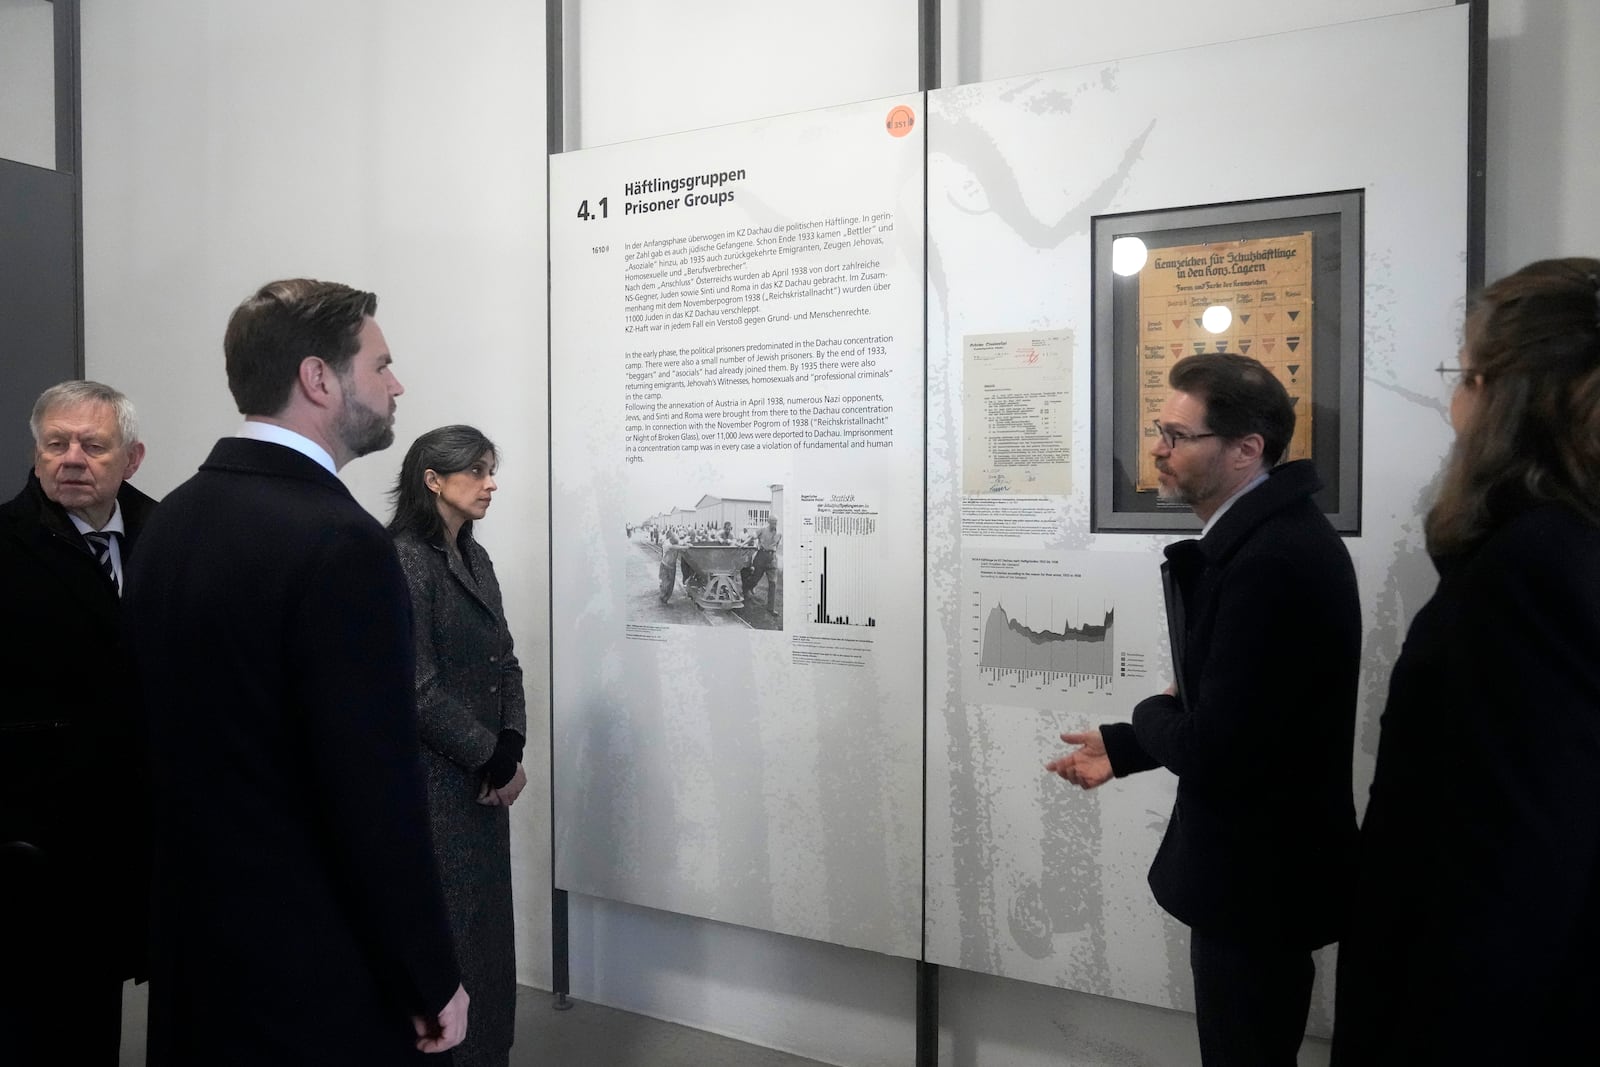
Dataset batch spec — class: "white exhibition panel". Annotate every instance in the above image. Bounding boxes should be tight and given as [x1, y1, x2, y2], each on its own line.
[925, 5, 1469, 1036]
[550, 95, 926, 958]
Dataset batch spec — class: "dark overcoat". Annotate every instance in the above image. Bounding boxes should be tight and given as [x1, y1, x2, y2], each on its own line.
[124, 439, 459, 1066]
[394, 529, 526, 1067]
[0, 472, 157, 982]
[1101, 460, 1362, 949]
[1333, 503, 1600, 1064]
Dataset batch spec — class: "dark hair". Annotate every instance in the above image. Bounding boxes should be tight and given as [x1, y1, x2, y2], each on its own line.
[1168, 352, 1295, 466]
[223, 279, 378, 416]
[387, 424, 499, 543]
[1426, 257, 1600, 555]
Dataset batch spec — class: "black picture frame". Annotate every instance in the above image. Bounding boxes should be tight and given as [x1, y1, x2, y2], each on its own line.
[1090, 190, 1363, 533]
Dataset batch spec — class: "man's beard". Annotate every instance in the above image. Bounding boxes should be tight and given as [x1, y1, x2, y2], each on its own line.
[1155, 463, 1191, 505]
[1155, 462, 1221, 509]
[335, 389, 394, 458]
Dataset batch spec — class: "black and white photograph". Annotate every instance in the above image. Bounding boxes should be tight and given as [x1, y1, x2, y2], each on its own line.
[627, 464, 785, 631]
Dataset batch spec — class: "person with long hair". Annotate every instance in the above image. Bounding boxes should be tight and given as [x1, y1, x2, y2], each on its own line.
[389, 425, 527, 1067]
[1333, 259, 1600, 1063]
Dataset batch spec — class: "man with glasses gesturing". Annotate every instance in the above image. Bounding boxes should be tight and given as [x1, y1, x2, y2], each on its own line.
[1046, 353, 1361, 1066]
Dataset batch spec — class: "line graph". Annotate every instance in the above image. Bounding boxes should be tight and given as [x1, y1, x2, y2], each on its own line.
[961, 550, 1163, 711]
[979, 601, 1113, 684]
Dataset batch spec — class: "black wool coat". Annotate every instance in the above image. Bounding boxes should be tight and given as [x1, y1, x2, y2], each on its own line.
[1333, 502, 1600, 1065]
[1101, 460, 1362, 949]
[0, 471, 158, 980]
[125, 439, 459, 1066]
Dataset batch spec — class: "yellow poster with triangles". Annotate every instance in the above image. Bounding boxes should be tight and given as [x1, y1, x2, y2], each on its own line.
[1134, 232, 1313, 492]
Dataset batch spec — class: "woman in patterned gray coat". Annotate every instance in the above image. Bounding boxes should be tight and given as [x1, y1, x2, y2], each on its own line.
[389, 425, 527, 1067]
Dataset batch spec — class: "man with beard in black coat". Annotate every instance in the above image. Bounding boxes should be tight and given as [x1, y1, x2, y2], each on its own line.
[125, 280, 466, 1065]
[1048, 354, 1360, 1066]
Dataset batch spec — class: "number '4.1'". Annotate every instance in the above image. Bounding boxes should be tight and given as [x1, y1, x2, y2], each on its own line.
[577, 198, 608, 221]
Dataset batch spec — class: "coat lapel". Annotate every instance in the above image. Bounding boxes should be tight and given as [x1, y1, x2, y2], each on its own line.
[442, 540, 496, 619]
[1161, 539, 1205, 712]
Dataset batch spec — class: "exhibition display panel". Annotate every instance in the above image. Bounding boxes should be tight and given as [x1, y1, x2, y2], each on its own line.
[550, 2, 1475, 1042]
[924, 6, 1470, 1035]
[550, 94, 927, 958]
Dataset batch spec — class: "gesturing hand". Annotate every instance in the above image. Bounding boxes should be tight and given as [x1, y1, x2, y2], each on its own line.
[1044, 729, 1114, 790]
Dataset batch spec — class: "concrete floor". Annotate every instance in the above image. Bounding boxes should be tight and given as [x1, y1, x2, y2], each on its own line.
[119, 981, 832, 1067]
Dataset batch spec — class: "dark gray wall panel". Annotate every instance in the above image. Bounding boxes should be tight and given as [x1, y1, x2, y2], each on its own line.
[0, 159, 78, 473]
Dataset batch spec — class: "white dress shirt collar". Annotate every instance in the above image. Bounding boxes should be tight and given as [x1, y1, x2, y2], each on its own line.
[235, 420, 337, 476]
[67, 500, 126, 591]
[66, 499, 125, 538]
[1201, 470, 1270, 538]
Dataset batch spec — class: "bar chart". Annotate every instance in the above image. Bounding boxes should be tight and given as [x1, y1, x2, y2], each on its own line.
[797, 492, 880, 629]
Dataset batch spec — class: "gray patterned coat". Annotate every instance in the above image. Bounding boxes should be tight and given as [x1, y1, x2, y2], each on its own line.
[394, 529, 526, 1067]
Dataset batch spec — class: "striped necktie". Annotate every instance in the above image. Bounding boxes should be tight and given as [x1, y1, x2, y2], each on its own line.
[84, 530, 118, 592]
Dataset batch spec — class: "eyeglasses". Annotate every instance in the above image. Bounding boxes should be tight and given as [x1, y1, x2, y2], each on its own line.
[1435, 364, 1482, 386]
[1151, 420, 1218, 449]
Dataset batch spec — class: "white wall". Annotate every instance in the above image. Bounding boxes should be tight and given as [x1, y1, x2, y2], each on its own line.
[938, 0, 1441, 86]
[1483, 0, 1600, 277]
[0, 0, 55, 169]
[562, 0, 918, 149]
[79, 0, 553, 992]
[79, 0, 1600, 1064]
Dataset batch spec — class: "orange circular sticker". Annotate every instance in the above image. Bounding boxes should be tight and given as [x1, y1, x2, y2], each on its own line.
[885, 105, 916, 138]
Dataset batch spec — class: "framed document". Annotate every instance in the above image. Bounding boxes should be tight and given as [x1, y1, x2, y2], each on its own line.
[1091, 190, 1363, 533]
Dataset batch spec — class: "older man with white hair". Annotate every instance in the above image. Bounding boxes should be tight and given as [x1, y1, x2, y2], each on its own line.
[0, 379, 157, 1065]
